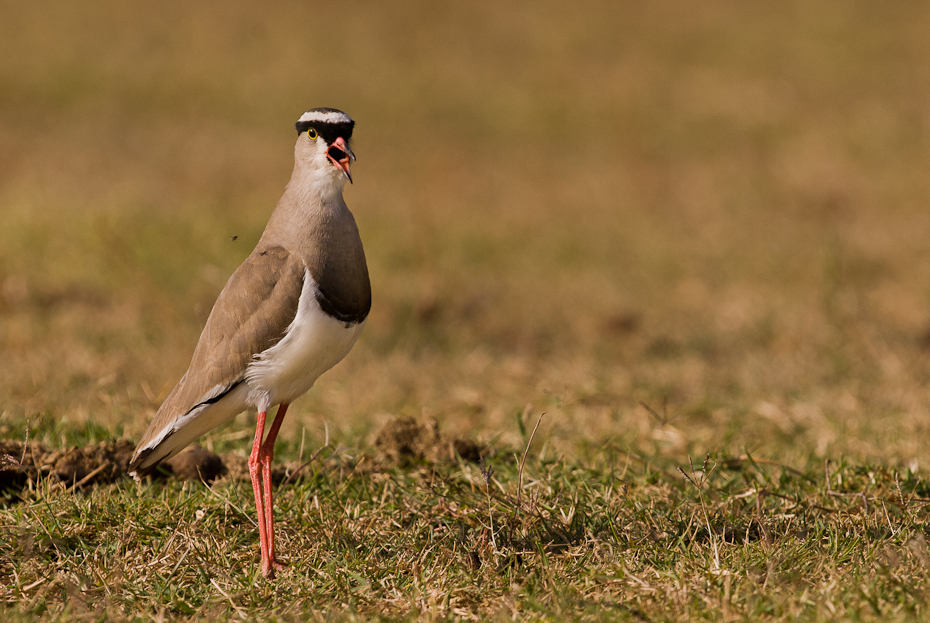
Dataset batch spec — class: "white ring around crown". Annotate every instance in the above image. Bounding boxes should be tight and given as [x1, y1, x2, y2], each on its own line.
[298, 110, 352, 124]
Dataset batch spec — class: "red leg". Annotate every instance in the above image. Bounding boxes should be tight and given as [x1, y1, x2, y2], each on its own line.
[248, 410, 270, 575]
[259, 403, 289, 577]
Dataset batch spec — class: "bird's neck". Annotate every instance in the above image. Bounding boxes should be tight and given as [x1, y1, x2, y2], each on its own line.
[257, 164, 351, 252]
[286, 159, 347, 207]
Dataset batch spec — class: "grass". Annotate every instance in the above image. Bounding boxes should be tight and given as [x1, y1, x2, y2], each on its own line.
[4, 443, 930, 621]
[3, 0, 930, 619]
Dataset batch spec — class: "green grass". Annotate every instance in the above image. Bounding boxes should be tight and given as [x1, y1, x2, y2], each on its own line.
[3, 0, 930, 619]
[3, 444, 930, 621]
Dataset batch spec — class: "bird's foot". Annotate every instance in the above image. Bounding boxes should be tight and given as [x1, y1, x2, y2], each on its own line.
[261, 556, 288, 579]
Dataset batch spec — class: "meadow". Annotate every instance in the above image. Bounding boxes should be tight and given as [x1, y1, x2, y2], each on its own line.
[3, 0, 930, 620]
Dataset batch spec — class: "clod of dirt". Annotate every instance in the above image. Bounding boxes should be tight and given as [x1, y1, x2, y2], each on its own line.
[374, 415, 484, 466]
[51, 440, 135, 486]
[451, 438, 483, 463]
[0, 439, 134, 491]
[164, 446, 226, 483]
[375, 416, 441, 465]
[0, 439, 48, 490]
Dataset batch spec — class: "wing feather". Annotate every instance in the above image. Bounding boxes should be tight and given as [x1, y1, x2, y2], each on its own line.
[130, 246, 305, 470]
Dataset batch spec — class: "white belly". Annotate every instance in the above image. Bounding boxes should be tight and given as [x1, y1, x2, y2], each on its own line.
[244, 269, 366, 411]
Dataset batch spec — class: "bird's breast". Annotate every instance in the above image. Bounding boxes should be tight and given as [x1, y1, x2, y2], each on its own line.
[244, 269, 366, 409]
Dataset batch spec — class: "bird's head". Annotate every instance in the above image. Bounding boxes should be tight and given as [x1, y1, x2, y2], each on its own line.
[294, 108, 356, 187]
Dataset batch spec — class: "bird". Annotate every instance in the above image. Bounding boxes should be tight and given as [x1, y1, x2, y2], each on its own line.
[128, 107, 371, 579]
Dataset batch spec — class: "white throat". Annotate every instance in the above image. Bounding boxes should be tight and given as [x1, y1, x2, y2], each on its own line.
[289, 158, 348, 206]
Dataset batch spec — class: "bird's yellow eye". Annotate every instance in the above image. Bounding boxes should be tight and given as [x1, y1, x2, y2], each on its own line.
[307, 128, 318, 140]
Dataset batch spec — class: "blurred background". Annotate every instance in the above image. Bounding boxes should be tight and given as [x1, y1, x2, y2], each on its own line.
[2, 0, 930, 465]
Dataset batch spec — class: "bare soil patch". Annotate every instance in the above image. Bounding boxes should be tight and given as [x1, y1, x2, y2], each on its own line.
[373, 415, 483, 465]
[0, 438, 134, 491]
[0, 416, 483, 496]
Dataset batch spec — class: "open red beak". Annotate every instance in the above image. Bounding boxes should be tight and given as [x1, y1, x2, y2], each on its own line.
[326, 136, 355, 183]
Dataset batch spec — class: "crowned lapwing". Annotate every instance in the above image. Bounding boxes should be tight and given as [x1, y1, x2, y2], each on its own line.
[129, 108, 371, 579]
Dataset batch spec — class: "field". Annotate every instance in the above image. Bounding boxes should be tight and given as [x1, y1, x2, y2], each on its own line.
[3, 0, 930, 620]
